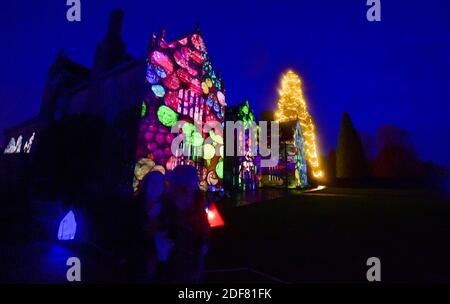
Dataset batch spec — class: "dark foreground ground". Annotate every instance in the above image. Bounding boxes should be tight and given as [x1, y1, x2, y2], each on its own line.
[206, 187, 450, 283]
[1, 187, 450, 283]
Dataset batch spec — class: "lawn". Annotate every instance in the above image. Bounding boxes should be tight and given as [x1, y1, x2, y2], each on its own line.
[205, 187, 450, 283]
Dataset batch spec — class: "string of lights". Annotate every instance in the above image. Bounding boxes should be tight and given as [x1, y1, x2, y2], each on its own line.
[274, 70, 324, 179]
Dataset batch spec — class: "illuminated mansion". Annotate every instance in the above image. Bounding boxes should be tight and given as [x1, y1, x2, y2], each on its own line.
[1, 10, 323, 195]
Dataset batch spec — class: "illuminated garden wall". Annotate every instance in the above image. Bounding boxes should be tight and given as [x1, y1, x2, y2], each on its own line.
[134, 31, 226, 192]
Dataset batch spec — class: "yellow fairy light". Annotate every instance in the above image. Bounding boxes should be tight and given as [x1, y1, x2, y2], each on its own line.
[274, 70, 324, 179]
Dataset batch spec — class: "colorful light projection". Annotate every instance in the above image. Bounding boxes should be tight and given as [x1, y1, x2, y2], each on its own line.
[294, 121, 308, 187]
[58, 210, 77, 241]
[274, 70, 323, 179]
[226, 100, 260, 190]
[135, 31, 226, 192]
[238, 102, 259, 190]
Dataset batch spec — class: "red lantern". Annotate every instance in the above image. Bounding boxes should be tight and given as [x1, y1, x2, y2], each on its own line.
[206, 202, 225, 228]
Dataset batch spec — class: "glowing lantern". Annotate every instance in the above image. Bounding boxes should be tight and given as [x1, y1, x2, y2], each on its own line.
[58, 210, 77, 241]
[157, 105, 178, 127]
[206, 202, 225, 228]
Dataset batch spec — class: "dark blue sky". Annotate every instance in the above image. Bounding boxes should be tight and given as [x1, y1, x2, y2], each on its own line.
[1, 0, 449, 166]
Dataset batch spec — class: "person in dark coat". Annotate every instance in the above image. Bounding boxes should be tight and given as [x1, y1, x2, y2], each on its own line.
[157, 165, 209, 283]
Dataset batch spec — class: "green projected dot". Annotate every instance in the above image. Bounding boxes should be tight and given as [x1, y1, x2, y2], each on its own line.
[140, 101, 147, 118]
[157, 105, 178, 127]
[216, 159, 223, 179]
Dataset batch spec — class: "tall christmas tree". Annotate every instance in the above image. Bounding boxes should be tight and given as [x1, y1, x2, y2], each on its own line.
[274, 70, 323, 179]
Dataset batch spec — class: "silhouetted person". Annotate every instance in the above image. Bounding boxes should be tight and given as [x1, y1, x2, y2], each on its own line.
[157, 165, 209, 283]
[138, 171, 167, 281]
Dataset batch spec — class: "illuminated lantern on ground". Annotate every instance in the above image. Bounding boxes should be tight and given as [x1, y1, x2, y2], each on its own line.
[58, 210, 77, 241]
[206, 202, 225, 228]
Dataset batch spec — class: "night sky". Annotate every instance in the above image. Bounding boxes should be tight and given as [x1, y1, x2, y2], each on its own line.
[1, 0, 449, 166]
